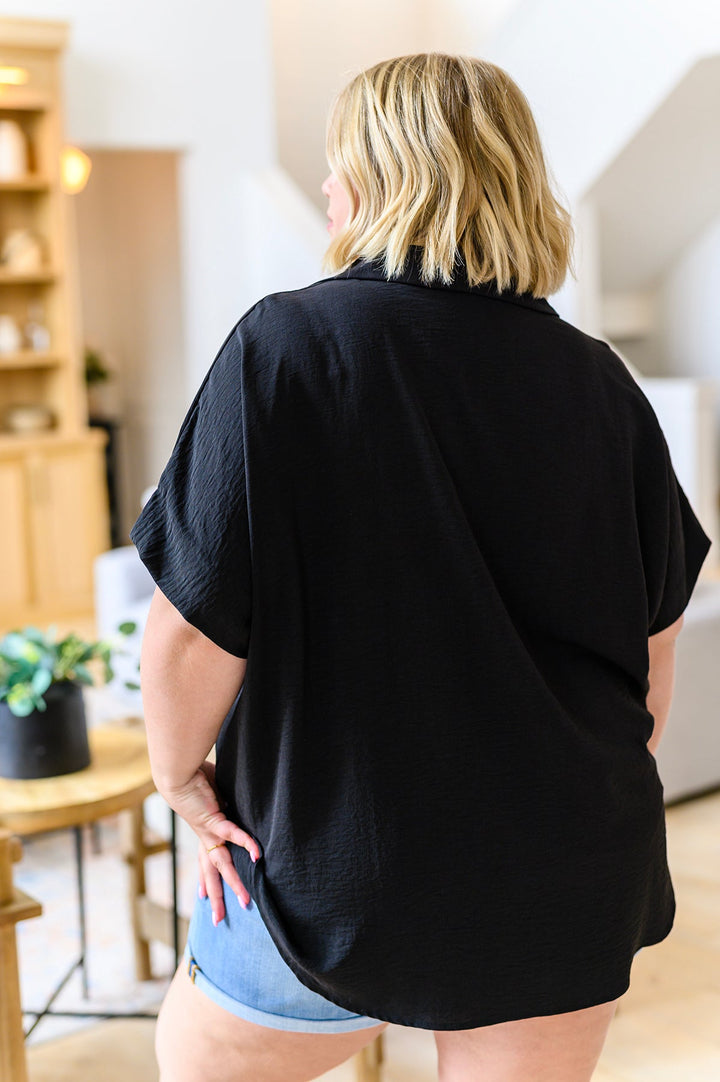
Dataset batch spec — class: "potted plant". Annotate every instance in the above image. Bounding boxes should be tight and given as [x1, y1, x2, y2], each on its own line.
[84, 344, 114, 418]
[0, 622, 139, 780]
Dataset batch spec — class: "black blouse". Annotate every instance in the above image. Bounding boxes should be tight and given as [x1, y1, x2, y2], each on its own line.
[130, 249, 712, 1030]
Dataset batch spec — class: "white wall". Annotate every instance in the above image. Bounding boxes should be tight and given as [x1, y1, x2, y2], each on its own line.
[269, 0, 427, 211]
[269, 0, 523, 210]
[490, 0, 720, 324]
[13, 0, 276, 398]
[424, 0, 525, 53]
[491, 0, 720, 201]
[648, 211, 720, 552]
[611, 203, 720, 384]
[74, 151, 186, 536]
[239, 167, 328, 301]
[660, 213, 720, 383]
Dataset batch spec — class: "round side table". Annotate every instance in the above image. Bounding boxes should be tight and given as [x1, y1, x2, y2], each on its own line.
[0, 722, 180, 1031]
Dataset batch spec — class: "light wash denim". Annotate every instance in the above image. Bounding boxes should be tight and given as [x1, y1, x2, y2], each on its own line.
[184, 880, 384, 1032]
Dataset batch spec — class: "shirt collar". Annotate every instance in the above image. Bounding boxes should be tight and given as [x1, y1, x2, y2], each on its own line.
[331, 246, 559, 317]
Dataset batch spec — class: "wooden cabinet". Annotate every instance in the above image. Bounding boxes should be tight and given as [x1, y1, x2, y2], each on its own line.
[0, 452, 31, 609]
[0, 18, 110, 629]
[0, 433, 110, 623]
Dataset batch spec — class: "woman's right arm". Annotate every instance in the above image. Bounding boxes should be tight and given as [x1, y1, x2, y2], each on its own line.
[646, 612, 685, 756]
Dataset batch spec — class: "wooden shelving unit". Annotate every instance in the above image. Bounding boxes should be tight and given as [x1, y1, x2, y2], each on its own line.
[0, 350, 62, 369]
[0, 268, 58, 283]
[0, 177, 51, 191]
[0, 17, 110, 628]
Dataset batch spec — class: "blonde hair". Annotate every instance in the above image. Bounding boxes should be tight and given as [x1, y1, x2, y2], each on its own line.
[323, 53, 575, 298]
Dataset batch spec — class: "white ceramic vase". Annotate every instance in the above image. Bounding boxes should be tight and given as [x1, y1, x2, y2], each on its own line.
[0, 120, 28, 180]
[0, 314, 22, 354]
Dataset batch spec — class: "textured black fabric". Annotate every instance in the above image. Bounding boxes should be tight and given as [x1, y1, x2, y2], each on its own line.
[130, 248, 712, 1030]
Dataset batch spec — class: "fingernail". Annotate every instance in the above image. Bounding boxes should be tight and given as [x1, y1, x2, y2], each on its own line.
[251, 850, 258, 863]
[212, 911, 219, 927]
[237, 894, 248, 909]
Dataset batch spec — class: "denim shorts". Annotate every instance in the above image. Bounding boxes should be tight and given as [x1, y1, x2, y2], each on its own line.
[183, 880, 385, 1032]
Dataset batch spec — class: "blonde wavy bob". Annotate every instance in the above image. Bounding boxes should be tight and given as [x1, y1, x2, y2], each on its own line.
[323, 53, 575, 298]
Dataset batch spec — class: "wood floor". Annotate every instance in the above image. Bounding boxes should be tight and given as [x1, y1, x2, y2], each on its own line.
[591, 789, 720, 1082]
[25, 790, 720, 1082]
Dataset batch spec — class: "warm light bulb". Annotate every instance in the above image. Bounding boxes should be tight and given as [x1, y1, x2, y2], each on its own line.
[60, 145, 92, 194]
[0, 66, 29, 86]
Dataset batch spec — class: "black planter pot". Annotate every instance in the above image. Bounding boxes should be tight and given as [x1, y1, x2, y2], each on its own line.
[0, 681, 91, 780]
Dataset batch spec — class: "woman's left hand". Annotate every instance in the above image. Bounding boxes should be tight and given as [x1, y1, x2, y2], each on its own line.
[160, 760, 260, 925]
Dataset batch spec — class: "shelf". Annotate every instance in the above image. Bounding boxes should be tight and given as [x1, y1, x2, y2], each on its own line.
[601, 290, 657, 340]
[0, 94, 51, 113]
[0, 427, 107, 454]
[0, 176, 51, 191]
[0, 268, 57, 284]
[0, 17, 111, 622]
[0, 351, 62, 369]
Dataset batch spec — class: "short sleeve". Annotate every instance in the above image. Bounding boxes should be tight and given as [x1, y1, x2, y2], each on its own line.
[129, 327, 252, 657]
[643, 429, 712, 637]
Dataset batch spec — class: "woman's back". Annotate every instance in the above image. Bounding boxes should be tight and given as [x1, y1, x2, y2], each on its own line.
[132, 54, 712, 1077]
[132, 244, 710, 1028]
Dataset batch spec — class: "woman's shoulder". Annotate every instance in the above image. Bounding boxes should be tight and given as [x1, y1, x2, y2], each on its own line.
[241, 275, 355, 321]
[543, 315, 660, 408]
[234, 273, 387, 348]
[230, 279, 661, 426]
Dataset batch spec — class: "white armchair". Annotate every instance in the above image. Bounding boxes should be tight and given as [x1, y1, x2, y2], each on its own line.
[655, 578, 720, 803]
[92, 486, 157, 712]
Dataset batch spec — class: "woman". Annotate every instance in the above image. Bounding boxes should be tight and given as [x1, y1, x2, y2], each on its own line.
[130, 53, 712, 1082]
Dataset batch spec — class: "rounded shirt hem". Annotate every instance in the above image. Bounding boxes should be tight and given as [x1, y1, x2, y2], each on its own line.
[246, 879, 671, 1031]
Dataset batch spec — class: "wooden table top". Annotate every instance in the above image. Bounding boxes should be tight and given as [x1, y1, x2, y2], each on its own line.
[0, 722, 155, 835]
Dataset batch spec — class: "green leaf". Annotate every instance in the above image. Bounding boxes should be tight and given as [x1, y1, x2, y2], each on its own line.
[124, 681, 141, 691]
[6, 697, 36, 717]
[0, 624, 133, 707]
[70, 664, 94, 686]
[1, 633, 30, 660]
[6, 684, 36, 715]
[20, 642, 43, 664]
[7, 681, 28, 698]
[7, 668, 32, 688]
[31, 668, 53, 695]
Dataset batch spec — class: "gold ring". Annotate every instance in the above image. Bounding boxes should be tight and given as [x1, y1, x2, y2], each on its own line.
[206, 843, 222, 854]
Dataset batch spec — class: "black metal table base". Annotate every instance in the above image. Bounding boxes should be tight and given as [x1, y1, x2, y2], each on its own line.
[24, 809, 179, 1039]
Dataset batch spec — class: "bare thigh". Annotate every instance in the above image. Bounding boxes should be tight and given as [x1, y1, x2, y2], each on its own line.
[434, 997, 619, 1082]
[155, 964, 389, 1082]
